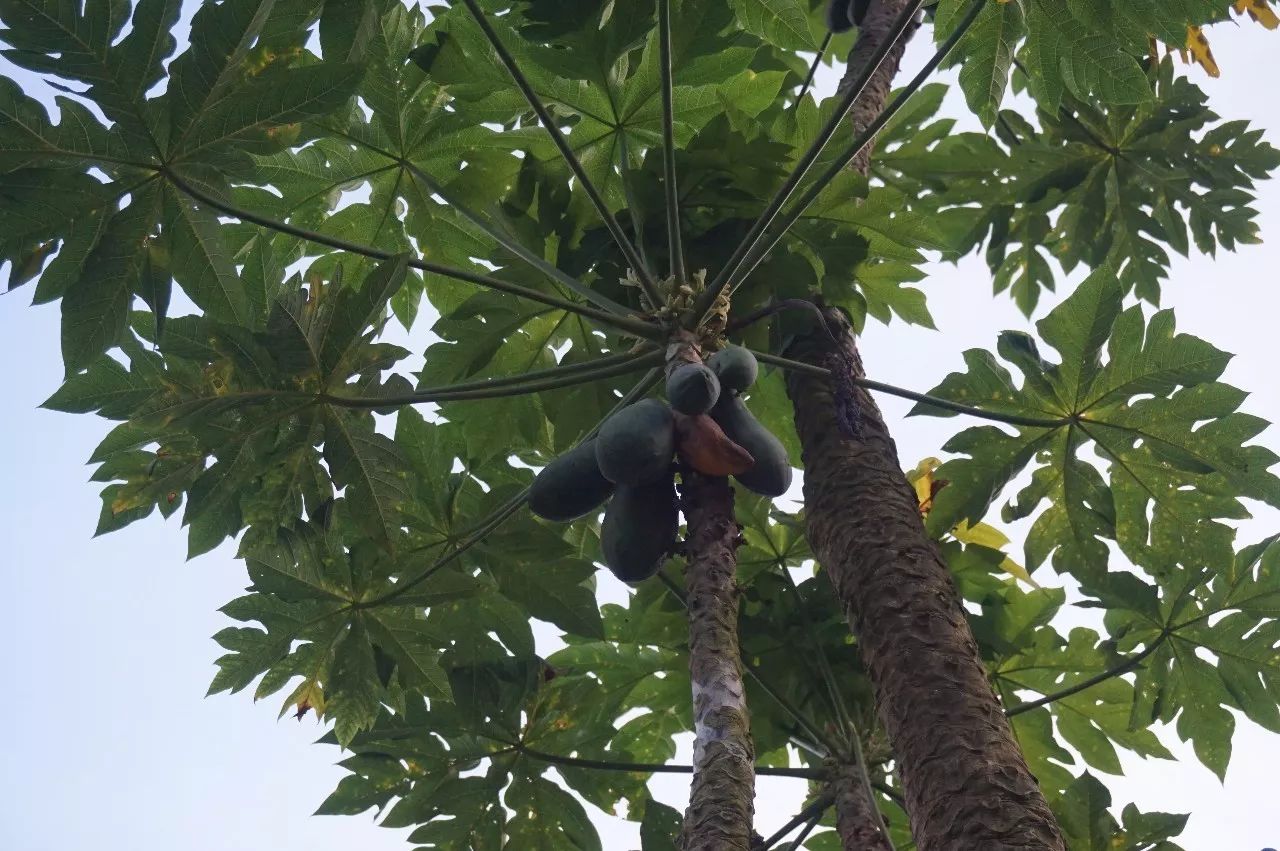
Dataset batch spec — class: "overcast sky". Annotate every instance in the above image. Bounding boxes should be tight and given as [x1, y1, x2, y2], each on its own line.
[2, 10, 1277, 851]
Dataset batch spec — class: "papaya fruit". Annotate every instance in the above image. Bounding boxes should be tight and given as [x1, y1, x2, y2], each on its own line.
[595, 398, 676, 485]
[600, 474, 678, 583]
[707, 346, 758, 393]
[529, 438, 615, 522]
[674, 411, 754, 476]
[709, 394, 793, 497]
[666, 362, 721, 415]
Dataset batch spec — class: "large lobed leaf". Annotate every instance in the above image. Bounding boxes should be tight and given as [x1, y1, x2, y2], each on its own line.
[5, 1, 1280, 847]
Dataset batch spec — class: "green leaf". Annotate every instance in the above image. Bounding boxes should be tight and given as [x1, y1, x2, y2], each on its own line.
[0, 0, 171, 151]
[491, 554, 605, 641]
[177, 62, 365, 160]
[640, 800, 683, 851]
[364, 609, 454, 702]
[0, 79, 126, 172]
[208, 593, 343, 696]
[894, 59, 1280, 309]
[242, 523, 355, 603]
[162, 184, 248, 322]
[996, 627, 1173, 775]
[400, 772, 508, 848]
[323, 408, 412, 551]
[319, 253, 409, 377]
[1022, 0, 1152, 111]
[327, 618, 384, 747]
[42, 357, 158, 418]
[60, 181, 162, 372]
[314, 754, 408, 816]
[945, 0, 1026, 127]
[918, 270, 1280, 587]
[1035, 266, 1123, 409]
[505, 773, 603, 851]
[728, 0, 815, 51]
[165, 0, 279, 148]
[319, 0, 380, 64]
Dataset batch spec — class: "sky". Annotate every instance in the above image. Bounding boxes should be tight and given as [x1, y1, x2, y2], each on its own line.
[2, 8, 1278, 851]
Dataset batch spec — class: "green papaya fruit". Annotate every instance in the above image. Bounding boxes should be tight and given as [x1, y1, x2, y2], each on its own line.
[666, 362, 721, 415]
[595, 398, 675, 485]
[600, 474, 678, 582]
[529, 438, 615, 522]
[707, 346, 759, 393]
[709, 394, 792, 497]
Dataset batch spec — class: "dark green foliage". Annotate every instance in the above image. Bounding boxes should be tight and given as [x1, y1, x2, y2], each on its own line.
[4, 0, 1279, 846]
[529, 438, 615, 521]
[878, 63, 1280, 313]
[707, 345, 759, 393]
[935, 0, 1226, 127]
[666, 362, 721, 414]
[710, 394, 794, 498]
[601, 474, 679, 583]
[595, 398, 676, 485]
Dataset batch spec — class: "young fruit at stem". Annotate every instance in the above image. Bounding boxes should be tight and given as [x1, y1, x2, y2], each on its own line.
[707, 345, 759, 394]
[528, 438, 615, 522]
[595, 398, 676, 485]
[666, 362, 722, 415]
[600, 474, 679, 582]
[709, 394, 793, 497]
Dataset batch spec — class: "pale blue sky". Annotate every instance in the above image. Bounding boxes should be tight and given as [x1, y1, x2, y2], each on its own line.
[2, 9, 1278, 850]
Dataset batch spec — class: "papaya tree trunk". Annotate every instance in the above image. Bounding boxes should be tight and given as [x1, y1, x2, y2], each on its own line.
[831, 761, 893, 851]
[822, 7, 951, 849]
[679, 471, 754, 851]
[839, 0, 919, 174]
[783, 310, 1065, 850]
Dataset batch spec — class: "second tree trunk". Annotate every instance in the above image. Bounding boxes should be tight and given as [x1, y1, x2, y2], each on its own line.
[785, 310, 1065, 851]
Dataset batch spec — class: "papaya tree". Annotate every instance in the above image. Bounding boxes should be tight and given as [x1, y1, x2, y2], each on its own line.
[3, 0, 1279, 849]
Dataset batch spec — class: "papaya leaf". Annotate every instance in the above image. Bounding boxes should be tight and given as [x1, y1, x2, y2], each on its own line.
[58, 181, 162, 372]
[917, 267, 1280, 590]
[640, 800, 683, 851]
[1052, 773, 1188, 851]
[505, 772, 603, 851]
[323, 408, 412, 552]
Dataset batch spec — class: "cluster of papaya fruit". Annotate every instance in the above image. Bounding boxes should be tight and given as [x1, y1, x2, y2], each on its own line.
[529, 346, 792, 583]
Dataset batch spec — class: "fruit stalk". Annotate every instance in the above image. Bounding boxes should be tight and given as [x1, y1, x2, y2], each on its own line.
[678, 472, 754, 851]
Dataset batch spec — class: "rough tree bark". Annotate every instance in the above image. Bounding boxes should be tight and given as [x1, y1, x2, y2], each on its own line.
[776, 4, 1067, 848]
[838, 0, 919, 174]
[784, 309, 1066, 851]
[832, 761, 894, 851]
[679, 471, 754, 851]
[803, 5, 930, 849]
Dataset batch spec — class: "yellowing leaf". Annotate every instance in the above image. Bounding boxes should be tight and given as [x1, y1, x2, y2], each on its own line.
[281, 677, 325, 720]
[1185, 26, 1220, 78]
[907, 456, 942, 510]
[952, 519, 1011, 550]
[1234, 0, 1280, 30]
[954, 520, 1042, 588]
[909, 458, 1038, 586]
[997, 556, 1038, 587]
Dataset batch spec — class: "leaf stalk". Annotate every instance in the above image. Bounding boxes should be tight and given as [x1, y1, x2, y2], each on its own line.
[457, 0, 664, 306]
[689, 0, 927, 325]
[748, 349, 1073, 429]
[730, 0, 988, 290]
[161, 168, 665, 340]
